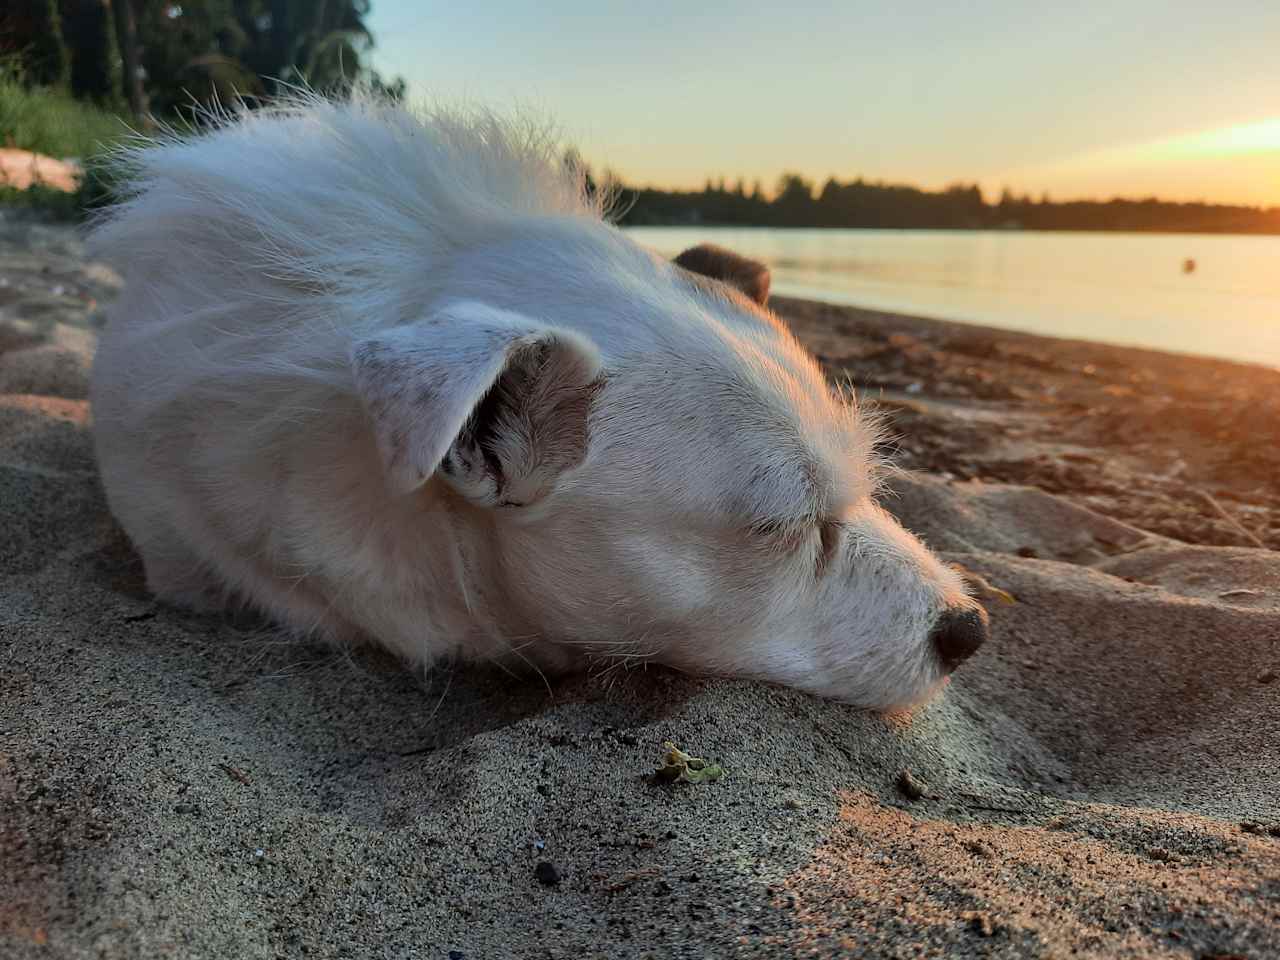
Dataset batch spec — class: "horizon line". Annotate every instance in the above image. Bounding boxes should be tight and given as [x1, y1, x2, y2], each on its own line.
[602, 173, 1280, 213]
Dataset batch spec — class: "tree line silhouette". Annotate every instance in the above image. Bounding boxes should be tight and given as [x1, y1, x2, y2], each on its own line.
[612, 172, 1280, 235]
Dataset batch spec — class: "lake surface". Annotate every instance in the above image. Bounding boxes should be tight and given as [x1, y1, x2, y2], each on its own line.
[626, 227, 1280, 369]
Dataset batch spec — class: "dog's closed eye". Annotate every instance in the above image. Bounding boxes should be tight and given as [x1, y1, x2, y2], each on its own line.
[750, 517, 843, 576]
[749, 517, 803, 547]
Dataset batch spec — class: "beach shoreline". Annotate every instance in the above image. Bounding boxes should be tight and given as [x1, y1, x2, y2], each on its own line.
[774, 294, 1280, 552]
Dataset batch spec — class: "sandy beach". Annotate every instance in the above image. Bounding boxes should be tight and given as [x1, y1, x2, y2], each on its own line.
[2, 217, 1277, 959]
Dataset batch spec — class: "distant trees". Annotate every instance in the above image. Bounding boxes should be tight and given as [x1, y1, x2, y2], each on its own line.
[618, 174, 1280, 234]
[621, 173, 992, 229]
[3, 1, 71, 88]
[773, 173, 816, 225]
[221, 0, 378, 97]
[2, 0, 405, 121]
[138, 0, 397, 116]
[62, 0, 121, 104]
[110, 0, 145, 115]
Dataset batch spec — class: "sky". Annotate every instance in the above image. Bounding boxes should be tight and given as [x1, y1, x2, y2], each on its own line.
[366, 1, 1280, 206]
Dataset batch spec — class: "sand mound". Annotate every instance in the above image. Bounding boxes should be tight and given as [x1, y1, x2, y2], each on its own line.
[2, 223, 1277, 959]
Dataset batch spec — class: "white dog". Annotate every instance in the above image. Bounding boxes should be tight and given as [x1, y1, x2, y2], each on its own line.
[89, 96, 985, 710]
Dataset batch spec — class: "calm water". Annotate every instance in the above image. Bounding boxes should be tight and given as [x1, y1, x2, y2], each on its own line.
[626, 227, 1280, 369]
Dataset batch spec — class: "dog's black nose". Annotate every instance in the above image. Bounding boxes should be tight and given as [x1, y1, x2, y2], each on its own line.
[930, 606, 988, 670]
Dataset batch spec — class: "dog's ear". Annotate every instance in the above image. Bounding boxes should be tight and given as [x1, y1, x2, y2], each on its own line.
[675, 244, 771, 306]
[350, 301, 603, 504]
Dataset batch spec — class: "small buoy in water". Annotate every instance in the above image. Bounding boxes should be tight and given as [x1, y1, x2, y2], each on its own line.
[1182, 258, 1196, 274]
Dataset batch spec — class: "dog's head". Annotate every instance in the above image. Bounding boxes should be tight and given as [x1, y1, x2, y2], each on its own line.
[349, 235, 985, 710]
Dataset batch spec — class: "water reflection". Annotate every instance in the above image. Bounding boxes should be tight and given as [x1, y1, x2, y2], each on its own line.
[629, 227, 1280, 369]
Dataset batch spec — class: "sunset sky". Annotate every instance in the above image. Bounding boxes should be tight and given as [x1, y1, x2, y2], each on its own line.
[367, 1, 1280, 207]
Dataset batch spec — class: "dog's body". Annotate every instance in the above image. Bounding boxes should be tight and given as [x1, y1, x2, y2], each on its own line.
[90, 96, 984, 709]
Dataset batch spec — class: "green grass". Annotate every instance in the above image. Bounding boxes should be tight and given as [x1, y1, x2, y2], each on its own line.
[0, 62, 131, 219]
[0, 70, 128, 159]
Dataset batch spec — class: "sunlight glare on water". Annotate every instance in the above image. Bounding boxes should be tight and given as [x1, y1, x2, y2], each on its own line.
[628, 227, 1280, 369]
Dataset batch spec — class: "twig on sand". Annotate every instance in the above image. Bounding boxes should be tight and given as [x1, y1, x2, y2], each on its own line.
[1196, 488, 1266, 549]
[602, 868, 660, 893]
[217, 762, 252, 785]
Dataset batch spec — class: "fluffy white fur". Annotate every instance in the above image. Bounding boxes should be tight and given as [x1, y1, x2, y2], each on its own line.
[89, 95, 979, 709]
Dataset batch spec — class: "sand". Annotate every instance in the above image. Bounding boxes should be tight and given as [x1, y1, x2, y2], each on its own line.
[1, 217, 1277, 959]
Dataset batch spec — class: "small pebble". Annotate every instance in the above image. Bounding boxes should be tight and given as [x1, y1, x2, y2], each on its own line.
[896, 768, 928, 801]
[534, 861, 561, 886]
[963, 839, 994, 858]
[1257, 670, 1277, 685]
[967, 912, 996, 936]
